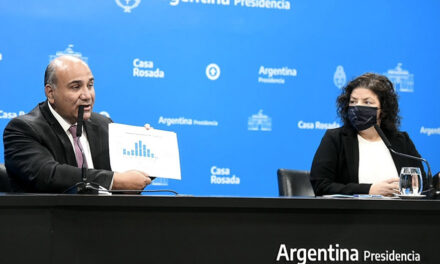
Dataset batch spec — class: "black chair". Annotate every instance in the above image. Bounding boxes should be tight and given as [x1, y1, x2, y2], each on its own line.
[0, 163, 12, 192]
[277, 168, 315, 197]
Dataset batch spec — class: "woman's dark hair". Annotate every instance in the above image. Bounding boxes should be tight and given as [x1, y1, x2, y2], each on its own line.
[337, 73, 400, 135]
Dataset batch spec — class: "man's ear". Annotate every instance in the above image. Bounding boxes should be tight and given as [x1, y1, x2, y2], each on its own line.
[45, 84, 55, 104]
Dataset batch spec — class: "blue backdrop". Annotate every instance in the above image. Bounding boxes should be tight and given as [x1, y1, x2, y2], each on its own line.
[1, 0, 439, 196]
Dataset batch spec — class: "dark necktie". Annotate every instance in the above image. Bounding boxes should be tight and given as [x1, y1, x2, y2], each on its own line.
[68, 125, 88, 168]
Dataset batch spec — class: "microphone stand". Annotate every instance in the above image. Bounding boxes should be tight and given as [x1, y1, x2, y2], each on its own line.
[374, 125, 436, 198]
[75, 105, 99, 194]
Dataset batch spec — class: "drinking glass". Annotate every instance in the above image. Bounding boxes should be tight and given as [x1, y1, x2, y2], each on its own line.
[399, 167, 423, 196]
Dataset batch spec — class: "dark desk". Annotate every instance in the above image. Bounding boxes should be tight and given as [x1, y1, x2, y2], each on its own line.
[0, 195, 439, 264]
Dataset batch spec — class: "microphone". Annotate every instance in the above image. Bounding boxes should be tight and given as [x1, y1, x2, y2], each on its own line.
[75, 105, 98, 194]
[374, 124, 435, 198]
[77, 105, 84, 138]
[374, 124, 392, 148]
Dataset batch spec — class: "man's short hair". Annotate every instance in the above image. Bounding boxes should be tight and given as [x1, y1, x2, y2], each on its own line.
[44, 61, 57, 88]
[44, 55, 87, 89]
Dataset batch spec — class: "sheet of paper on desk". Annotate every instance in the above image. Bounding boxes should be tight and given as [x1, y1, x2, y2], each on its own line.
[109, 123, 181, 180]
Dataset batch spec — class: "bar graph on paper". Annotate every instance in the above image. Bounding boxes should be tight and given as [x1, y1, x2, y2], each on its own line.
[109, 123, 182, 180]
[122, 140, 158, 160]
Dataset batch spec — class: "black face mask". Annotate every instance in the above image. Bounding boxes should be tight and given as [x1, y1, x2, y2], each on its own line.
[347, 106, 378, 131]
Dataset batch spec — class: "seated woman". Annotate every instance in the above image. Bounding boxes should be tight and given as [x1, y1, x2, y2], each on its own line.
[310, 73, 424, 196]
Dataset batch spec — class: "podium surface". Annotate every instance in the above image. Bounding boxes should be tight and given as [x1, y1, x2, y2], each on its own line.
[0, 194, 438, 264]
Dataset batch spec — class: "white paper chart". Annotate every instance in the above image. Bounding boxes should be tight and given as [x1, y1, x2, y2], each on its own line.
[109, 123, 181, 180]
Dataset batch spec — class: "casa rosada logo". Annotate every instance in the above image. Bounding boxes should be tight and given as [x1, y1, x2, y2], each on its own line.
[210, 166, 240, 185]
[384, 63, 414, 93]
[248, 110, 272, 131]
[49, 44, 88, 62]
[132, 58, 165, 79]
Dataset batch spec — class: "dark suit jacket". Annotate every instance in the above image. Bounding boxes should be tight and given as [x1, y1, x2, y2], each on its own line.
[310, 126, 425, 196]
[3, 101, 114, 193]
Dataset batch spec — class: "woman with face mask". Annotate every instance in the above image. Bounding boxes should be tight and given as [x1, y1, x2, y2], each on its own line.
[310, 73, 425, 196]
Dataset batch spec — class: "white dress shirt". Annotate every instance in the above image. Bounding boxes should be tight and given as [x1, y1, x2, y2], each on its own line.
[357, 134, 398, 184]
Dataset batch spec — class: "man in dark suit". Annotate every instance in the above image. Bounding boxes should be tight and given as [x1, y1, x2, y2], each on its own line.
[3, 55, 152, 193]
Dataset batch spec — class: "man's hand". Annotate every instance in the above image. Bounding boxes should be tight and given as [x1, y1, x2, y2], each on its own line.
[112, 170, 152, 190]
[369, 177, 400, 196]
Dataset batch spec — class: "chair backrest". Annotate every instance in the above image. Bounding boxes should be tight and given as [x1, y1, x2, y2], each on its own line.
[433, 171, 440, 191]
[277, 168, 315, 197]
[0, 164, 12, 192]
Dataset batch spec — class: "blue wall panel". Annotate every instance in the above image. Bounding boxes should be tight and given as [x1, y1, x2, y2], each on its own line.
[1, 0, 439, 196]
